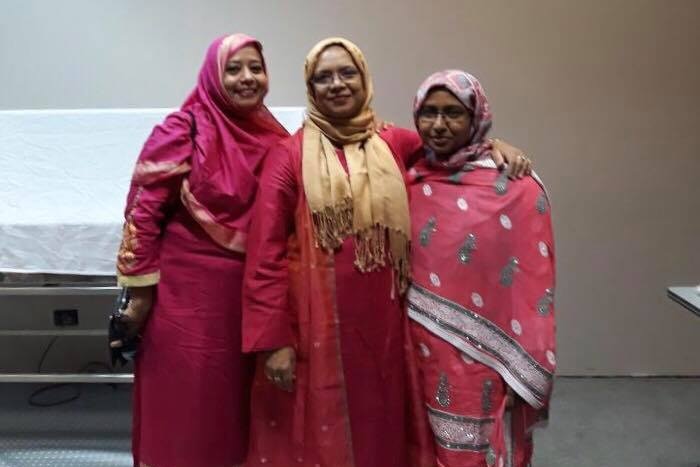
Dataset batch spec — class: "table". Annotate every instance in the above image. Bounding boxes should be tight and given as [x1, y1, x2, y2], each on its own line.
[667, 286, 700, 318]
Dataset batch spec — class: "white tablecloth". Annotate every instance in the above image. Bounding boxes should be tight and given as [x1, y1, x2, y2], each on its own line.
[0, 107, 305, 275]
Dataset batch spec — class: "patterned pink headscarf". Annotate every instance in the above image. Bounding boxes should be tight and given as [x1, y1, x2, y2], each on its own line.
[413, 70, 493, 168]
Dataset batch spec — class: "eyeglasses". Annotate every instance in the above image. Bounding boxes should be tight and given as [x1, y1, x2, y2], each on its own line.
[310, 67, 360, 86]
[417, 106, 469, 123]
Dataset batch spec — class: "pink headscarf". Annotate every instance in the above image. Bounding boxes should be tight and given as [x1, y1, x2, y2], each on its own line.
[134, 33, 289, 252]
[413, 69, 493, 169]
[182, 33, 290, 249]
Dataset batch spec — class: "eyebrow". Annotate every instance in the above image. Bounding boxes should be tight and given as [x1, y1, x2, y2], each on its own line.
[226, 59, 263, 66]
[314, 64, 357, 74]
[422, 104, 466, 110]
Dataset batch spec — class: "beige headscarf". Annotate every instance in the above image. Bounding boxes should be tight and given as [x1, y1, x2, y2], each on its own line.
[302, 37, 410, 292]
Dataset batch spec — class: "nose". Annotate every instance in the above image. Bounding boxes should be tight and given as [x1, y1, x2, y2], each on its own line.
[329, 73, 345, 91]
[240, 67, 255, 84]
[432, 114, 447, 132]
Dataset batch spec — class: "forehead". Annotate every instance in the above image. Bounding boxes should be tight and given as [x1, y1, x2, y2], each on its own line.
[422, 88, 464, 108]
[314, 45, 356, 71]
[227, 45, 262, 63]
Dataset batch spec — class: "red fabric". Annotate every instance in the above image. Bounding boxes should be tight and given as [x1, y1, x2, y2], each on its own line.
[123, 34, 289, 467]
[242, 128, 434, 467]
[118, 34, 288, 278]
[117, 112, 192, 277]
[133, 211, 254, 467]
[181, 34, 288, 240]
[407, 156, 556, 465]
[411, 323, 534, 467]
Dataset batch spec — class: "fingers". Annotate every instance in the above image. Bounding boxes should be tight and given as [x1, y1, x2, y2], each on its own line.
[517, 155, 529, 178]
[109, 339, 123, 349]
[278, 368, 295, 392]
[509, 153, 532, 179]
[514, 155, 524, 179]
[265, 348, 296, 392]
[265, 364, 295, 392]
[119, 307, 144, 338]
[507, 158, 519, 179]
[491, 147, 506, 171]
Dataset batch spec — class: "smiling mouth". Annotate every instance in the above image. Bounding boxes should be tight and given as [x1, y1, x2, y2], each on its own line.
[236, 88, 258, 97]
[329, 95, 351, 103]
[430, 136, 451, 145]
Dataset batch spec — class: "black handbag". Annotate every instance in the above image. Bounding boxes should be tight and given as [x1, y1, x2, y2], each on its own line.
[108, 287, 140, 366]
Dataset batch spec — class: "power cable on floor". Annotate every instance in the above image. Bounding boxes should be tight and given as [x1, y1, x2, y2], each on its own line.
[27, 337, 116, 407]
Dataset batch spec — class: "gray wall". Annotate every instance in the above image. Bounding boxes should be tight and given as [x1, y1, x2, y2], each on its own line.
[1, 0, 699, 375]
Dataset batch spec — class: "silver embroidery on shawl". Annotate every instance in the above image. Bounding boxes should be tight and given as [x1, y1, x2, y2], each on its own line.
[458, 233, 478, 264]
[481, 380, 493, 413]
[486, 447, 497, 466]
[536, 192, 548, 214]
[537, 289, 554, 316]
[435, 372, 451, 407]
[407, 284, 553, 408]
[494, 172, 509, 195]
[499, 257, 519, 287]
[427, 405, 494, 452]
[420, 216, 438, 247]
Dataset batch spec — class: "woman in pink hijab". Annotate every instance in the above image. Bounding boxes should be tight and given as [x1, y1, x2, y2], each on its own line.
[113, 34, 288, 467]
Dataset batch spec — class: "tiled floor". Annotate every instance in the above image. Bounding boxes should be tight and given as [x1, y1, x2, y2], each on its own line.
[1, 378, 699, 466]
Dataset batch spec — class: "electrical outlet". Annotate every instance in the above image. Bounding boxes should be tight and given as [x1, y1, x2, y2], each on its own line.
[53, 309, 79, 326]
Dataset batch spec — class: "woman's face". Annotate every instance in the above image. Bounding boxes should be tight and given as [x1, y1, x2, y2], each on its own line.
[310, 45, 366, 119]
[417, 88, 473, 157]
[222, 45, 268, 111]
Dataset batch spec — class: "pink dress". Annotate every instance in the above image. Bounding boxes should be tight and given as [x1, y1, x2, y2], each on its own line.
[241, 128, 434, 467]
[116, 34, 288, 467]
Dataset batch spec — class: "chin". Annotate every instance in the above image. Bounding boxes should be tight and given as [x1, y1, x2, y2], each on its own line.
[429, 146, 452, 157]
[232, 98, 263, 111]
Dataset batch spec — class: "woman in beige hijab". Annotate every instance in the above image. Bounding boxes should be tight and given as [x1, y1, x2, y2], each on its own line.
[241, 38, 528, 467]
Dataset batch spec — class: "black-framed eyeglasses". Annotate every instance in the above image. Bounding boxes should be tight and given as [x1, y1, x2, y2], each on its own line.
[310, 67, 360, 86]
[417, 106, 469, 123]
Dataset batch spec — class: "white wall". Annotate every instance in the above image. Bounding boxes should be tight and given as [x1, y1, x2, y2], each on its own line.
[1, 0, 699, 375]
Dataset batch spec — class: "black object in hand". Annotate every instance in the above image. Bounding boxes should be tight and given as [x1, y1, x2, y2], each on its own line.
[109, 288, 140, 367]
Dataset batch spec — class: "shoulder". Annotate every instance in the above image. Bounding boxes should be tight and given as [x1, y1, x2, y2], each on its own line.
[140, 110, 193, 152]
[379, 126, 423, 168]
[260, 130, 303, 178]
[506, 173, 550, 210]
[162, 108, 196, 130]
[380, 126, 420, 147]
[520, 173, 548, 198]
[145, 109, 194, 143]
[267, 129, 302, 159]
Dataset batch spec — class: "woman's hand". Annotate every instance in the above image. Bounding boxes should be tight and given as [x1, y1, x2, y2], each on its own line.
[490, 138, 532, 179]
[109, 286, 154, 348]
[265, 346, 296, 392]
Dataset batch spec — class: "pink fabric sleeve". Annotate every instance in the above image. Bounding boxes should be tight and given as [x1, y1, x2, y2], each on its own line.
[116, 112, 193, 287]
[242, 137, 299, 352]
[380, 126, 423, 169]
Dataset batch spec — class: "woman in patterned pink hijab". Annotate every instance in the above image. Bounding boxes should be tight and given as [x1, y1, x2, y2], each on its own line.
[406, 70, 556, 467]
